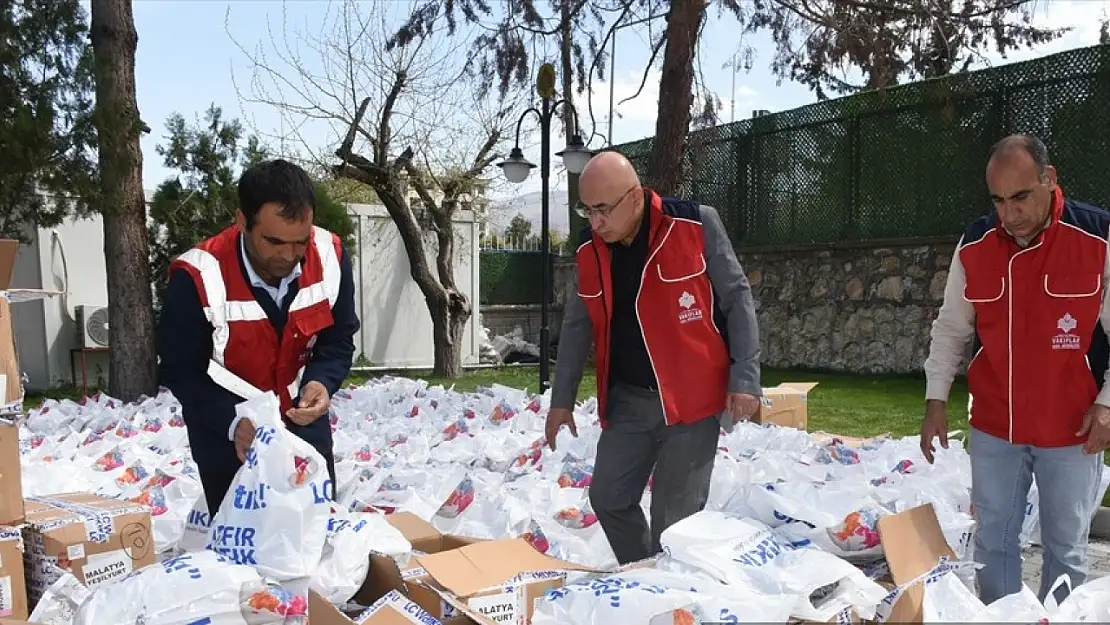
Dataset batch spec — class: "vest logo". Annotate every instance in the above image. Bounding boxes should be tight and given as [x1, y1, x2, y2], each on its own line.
[1052, 313, 1081, 350]
[678, 291, 702, 324]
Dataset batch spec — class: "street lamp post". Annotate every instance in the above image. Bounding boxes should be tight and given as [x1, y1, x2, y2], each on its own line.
[497, 63, 593, 391]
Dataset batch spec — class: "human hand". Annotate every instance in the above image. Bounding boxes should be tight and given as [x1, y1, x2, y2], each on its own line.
[1078, 403, 1110, 454]
[234, 418, 257, 463]
[286, 381, 330, 426]
[920, 399, 949, 464]
[545, 408, 578, 451]
[727, 393, 760, 425]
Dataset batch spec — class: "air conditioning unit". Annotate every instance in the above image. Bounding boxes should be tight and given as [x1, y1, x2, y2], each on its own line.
[75, 305, 110, 349]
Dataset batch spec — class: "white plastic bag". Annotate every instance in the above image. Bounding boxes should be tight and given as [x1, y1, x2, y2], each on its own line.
[73, 550, 301, 625]
[975, 584, 1049, 622]
[877, 558, 981, 623]
[207, 392, 332, 581]
[921, 570, 985, 622]
[532, 567, 794, 625]
[310, 511, 413, 605]
[1046, 573, 1110, 621]
[28, 567, 91, 625]
[659, 511, 888, 622]
[180, 497, 214, 554]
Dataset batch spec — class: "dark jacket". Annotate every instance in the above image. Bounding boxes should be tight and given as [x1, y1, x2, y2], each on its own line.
[156, 231, 359, 474]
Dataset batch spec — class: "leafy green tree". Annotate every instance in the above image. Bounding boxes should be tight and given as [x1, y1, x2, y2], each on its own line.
[148, 104, 355, 308]
[505, 213, 533, 243]
[0, 0, 98, 242]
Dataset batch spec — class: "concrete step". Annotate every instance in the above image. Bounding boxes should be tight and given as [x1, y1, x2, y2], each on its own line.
[1093, 507, 1110, 540]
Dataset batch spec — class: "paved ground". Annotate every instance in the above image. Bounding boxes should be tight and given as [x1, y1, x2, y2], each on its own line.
[1021, 540, 1110, 591]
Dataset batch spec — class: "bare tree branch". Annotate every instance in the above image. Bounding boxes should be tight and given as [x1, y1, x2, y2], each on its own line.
[230, 0, 525, 377]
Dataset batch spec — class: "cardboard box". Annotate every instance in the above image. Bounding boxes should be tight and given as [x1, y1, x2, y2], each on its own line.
[356, 513, 481, 621]
[0, 239, 61, 413]
[754, 382, 819, 430]
[22, 493, 155, 608]
[310, 589, 444, 625]
[874, 503, 960, 624]
[0, 526, 27, 621]
[414, 537, 599, 625]
[0, 423, 22, 526]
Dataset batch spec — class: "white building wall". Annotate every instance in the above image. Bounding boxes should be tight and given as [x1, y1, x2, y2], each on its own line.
[11, 216, 111, 391]
[347, 204, 482, 368]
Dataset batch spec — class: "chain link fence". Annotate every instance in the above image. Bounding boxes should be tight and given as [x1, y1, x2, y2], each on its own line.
[614, 44, 1110, 248]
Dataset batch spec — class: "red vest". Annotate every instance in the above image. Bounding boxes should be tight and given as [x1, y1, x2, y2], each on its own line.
[576, 190, 731, 427]
[169, 225, 343, 415]
[961, 187, 1110, 447]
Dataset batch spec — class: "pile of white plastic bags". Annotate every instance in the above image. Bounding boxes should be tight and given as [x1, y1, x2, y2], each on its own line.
[16, 375, 1110, 623]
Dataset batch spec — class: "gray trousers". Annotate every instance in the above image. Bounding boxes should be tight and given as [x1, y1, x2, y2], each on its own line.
[588, 382, 720, 564]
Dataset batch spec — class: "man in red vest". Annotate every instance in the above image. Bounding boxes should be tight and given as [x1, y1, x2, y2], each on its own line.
[546, 150, 762, 564]
[157, 159, 359, 516]
[922, 135, 1110, 604]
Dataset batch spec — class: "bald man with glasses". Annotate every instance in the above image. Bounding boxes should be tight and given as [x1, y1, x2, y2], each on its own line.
[545, 150, 762, 564]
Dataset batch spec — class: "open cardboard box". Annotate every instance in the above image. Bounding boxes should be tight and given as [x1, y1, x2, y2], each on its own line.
[0, 239, 61, 414]
[754, 382, 819, 430]
[412, 537, 601, 625]
[309, 589, 444, 625]
[356, 513, 483, 622]
[874, 503, 961, 624]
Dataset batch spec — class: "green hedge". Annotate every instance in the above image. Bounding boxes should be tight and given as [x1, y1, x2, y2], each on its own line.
[480, 250, 548, 305]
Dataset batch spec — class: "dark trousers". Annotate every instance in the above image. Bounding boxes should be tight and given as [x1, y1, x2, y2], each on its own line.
[588, 383, 720, 565]
[199, 452, 338, 517]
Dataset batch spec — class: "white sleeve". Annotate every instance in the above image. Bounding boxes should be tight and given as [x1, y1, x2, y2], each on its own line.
[923, 243, 977, 402]
[1096, 240, 1110, 407]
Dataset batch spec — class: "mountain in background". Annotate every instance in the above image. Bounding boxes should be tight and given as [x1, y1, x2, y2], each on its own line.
[487, 190, 571, 235]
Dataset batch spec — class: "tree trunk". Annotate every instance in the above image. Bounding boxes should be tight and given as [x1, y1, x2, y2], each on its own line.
[649, 0, 706, 195]
[428, 201, 471, 378]
[560, 3, 587, 246]
[431, 299, 468, 378]
[90, 0, 156, 401]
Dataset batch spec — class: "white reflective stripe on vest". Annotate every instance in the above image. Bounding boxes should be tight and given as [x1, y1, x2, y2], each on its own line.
[288, 365, 306, 401]
[290, 227, 341, 312]
[176, 248, 233, 364]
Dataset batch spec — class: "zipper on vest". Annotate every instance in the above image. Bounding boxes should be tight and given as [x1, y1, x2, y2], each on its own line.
[1006, 242, 1042, 443]
[635, 220, 669, 425]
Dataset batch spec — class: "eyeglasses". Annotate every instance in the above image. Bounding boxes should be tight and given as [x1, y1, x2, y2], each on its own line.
[574, 186, 639, 220]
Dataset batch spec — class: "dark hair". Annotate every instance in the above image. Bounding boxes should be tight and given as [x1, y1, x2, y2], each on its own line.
[989, 134, 1052, 179]
[237, 159, 317, 228]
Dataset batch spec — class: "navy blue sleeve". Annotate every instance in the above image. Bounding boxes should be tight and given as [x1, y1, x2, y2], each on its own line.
[156, 268, 241, 438]
[301, 245, 360, 398]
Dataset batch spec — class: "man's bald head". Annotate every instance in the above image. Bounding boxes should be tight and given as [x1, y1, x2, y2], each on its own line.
[580, 150, 640, 195]
[577, 150, 645, 245]
[985, 134, 1057, 240]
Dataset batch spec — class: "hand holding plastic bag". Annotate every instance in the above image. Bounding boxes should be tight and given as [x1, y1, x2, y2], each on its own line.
[207, 392, 332, 581]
